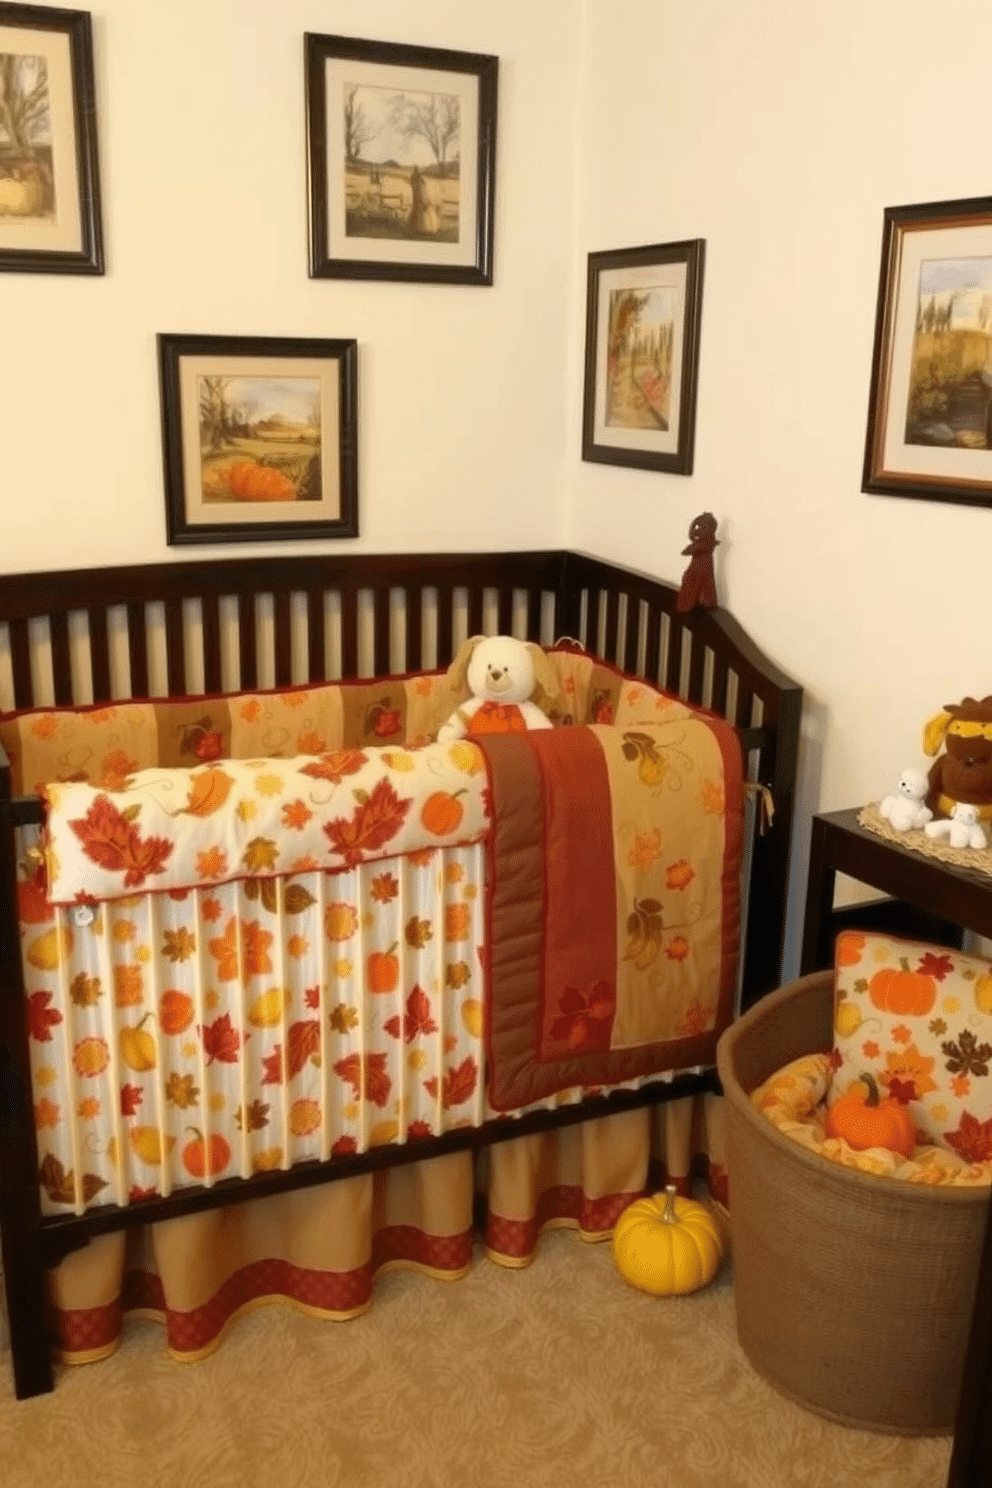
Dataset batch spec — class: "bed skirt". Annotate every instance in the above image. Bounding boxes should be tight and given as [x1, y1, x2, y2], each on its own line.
[24, 1094, 724, 1366]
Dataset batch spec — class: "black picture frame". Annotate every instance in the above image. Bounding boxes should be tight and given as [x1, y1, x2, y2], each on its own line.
[862, 195, 992, 508]
[0, 2, 103, 274]
[581, 239, 705, 475]
[304, 32, 497, 285]
[158, 334, 359, 547]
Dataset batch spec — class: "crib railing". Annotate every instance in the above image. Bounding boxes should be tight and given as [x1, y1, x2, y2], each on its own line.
[0, 549, 800, 1007]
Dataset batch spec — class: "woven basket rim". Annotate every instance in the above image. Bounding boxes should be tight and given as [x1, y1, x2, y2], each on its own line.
[717, 974, 992, 1209]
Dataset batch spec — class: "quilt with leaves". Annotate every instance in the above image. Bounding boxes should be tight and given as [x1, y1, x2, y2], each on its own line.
[23, 701, 742, 1213]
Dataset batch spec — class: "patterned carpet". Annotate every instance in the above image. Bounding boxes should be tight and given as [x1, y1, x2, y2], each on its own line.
[0, 1230, 953, 1488]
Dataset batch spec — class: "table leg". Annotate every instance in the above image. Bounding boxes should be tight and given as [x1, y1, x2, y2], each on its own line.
[800, 815, 837, 974]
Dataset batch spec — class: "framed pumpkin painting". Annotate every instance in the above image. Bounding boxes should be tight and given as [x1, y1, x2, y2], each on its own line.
[0, 2, 103, 274]
[863, 195, 992, 508]
[158, 334, 359, 546]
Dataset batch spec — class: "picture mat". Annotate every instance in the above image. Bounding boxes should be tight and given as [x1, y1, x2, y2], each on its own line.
[0, 21, 82, 254]
[881, 219, 992, 485]
[323, 56, 479, 268]
[591, 260, 688, 455]
[177, 354, 342, 528]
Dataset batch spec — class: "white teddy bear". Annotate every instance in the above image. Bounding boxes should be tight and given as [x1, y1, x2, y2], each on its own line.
[878, 767, 933, 832]
[437, 635, 556, 742]
[924, 801, 988, 851]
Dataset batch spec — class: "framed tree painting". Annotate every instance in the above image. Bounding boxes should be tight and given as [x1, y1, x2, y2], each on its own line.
[158, 334, 359, 546]
[582, 239, 705, 475]
[304, 32, 497, 285]
[863, 195, 992, 508]
[0, 2, 103, 274]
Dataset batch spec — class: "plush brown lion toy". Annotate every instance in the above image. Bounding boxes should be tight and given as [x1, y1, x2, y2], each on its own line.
[923, 695, 992, 820]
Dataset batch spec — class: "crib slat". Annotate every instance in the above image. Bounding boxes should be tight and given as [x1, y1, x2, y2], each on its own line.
[710, 653, 730, 718]
[466, 586, 483, 640]
[686, 637, 706, 705]
[164, 600, 185, 697]
[623, 599, 640, 675]
[585, 588, 601, 656]
[497, 587, 513, 636]
[436, 587, 453, 667]
[340, 586, 358, 679]
[665, 617, 684, 694]
[306, 590, 325, 682]
[9, 618, 32, 709]
[735, 680, 755, 729]
[50, 612, 73, 705]
[373, 589, 390, 677]
[406, 586, 423, 672]
[643, 605, 662, 687]
[273, 590, 292, 687]
[125, 603, 149, 700]
[237, 596, 258, 690]
[603, 590, 619, 663]
[526, 586, 542, 643]
[88, 608, 111, 702]
[201, 594, 222, 695]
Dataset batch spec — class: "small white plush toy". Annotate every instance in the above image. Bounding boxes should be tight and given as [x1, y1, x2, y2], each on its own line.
[878, 767, 933, 832]
[437, 635, 556, 742]
[924, 801, 988, 851]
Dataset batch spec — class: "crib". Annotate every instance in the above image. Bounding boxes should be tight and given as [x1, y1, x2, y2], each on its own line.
[0, 547, 801, 1398]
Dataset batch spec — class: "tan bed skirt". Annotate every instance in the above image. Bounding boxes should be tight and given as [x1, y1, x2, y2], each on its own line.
[20, 1094, 724, 1367]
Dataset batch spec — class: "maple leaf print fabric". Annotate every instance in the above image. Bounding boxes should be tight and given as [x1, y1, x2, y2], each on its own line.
[828, 931, 992, 1157]
[20, 841, 488, 1214]
[42, 744, 490, 903]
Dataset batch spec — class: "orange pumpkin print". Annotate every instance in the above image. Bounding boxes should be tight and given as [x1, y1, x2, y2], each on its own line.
[368, 946, 400, 993]
[444, 903, 470, 941]
[835, 931, 866, 967]
[868, 962, 936, 1016]
[159, 989, 196, 1035]
[181, 1128, 232, 1179]
[420, 790, 466, 837]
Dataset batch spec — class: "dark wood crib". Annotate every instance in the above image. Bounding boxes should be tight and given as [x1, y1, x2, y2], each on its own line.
[0, 548, 802, 1398]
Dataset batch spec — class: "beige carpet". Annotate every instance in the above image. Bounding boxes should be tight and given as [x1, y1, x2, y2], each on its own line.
[0, 1230, 953, 1488]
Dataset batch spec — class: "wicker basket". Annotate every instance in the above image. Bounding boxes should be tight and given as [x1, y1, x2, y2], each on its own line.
[716, 971, 990, 1435]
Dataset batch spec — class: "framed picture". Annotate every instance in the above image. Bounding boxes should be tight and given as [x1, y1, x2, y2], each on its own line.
[304, 32, 497, 285]
[0, 2, 103, 274]
[863, 196, 992, 508]
[581, 239, 705, 475]
[158, 334, 359, 547]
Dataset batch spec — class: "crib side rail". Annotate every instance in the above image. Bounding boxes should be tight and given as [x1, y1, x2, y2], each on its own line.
[0, 551, 569, 711]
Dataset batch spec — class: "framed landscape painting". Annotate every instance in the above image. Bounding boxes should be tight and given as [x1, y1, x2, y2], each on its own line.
[863, 196, 992, 508]
[158, 334, 359, 546]
[0, 2, 103, 273]
[304, 32, 497, 285]
[582, 239, 705, 475]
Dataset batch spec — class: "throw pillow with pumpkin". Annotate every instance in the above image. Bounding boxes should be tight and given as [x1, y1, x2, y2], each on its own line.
[828, 930, 992, 1162]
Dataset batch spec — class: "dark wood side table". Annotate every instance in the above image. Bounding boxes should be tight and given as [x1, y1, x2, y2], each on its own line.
[800, 806, 992, 1487]
[801, 807, 989, 974]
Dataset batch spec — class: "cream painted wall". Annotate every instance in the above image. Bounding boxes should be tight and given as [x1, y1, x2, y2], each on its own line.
[0, 0, 579, 567]
[569, 0, 992, 970]
[5, 1, 991, 975]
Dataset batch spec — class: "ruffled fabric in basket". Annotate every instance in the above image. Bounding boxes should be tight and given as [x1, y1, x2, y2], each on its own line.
[752, 1052, 992, 1186]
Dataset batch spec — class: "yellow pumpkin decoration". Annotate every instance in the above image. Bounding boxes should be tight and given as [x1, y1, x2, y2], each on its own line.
[612, 1185, 724, 1297]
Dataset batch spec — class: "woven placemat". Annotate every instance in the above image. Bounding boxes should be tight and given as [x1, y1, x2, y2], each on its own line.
[858, 800, 992, 880]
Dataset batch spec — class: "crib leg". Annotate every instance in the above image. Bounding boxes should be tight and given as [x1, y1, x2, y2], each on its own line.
[1, 1214, 54, 1398]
